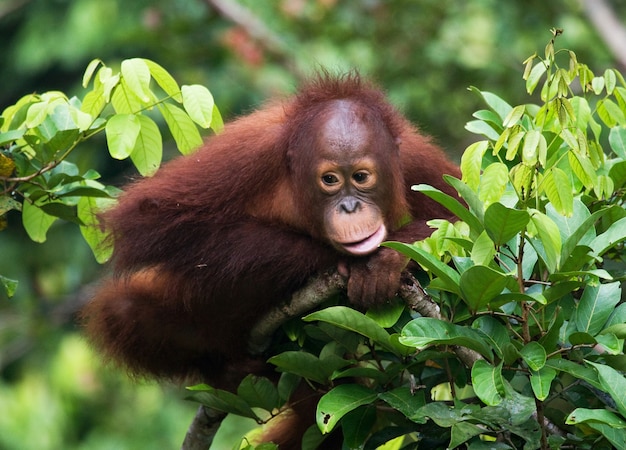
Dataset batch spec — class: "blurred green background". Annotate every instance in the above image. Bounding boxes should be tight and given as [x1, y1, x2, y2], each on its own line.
[0, 1, 624, 448]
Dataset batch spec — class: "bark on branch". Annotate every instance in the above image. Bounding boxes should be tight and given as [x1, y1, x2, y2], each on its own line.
[181, 270, 483, 449]
[581, 0, 626, 70]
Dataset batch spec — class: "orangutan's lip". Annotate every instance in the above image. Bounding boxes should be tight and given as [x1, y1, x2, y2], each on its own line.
[341, 224, 387, 255]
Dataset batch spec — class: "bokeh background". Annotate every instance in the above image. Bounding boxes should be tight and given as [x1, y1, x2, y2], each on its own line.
[1, 1, 625, 448]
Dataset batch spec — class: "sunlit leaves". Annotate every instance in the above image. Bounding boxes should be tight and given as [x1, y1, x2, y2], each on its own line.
[158, 103, 203, 154]
[182, 85, 215, 128]
[105, 113, 141, 159]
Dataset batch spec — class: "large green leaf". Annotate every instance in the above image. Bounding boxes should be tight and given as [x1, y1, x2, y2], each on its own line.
[383, 242, 461, 295]
[459, 265, 510, 311]
[484, 203, 530, 246]
[545, 359, 602, 390]
[412, 183, 483, 236]
[566, 408, 626, 428]
[304, 306, 394, 352]
[478, 162, 509, 206]
[471, 360, 505, 406]
[469, 87, 513, 122]
[120, 58, 152, 103]
[78, 195, 116, 263]
[158, 103, 203, 154]
[130, 115, 162, 176]
[530, 367, 556, 401]
[144, 59, 182, 102]
[22, 200, 57, 243]
[542, 167, 573, 216]
[268, 351, 344, 385]
[341, 406, 377, 449]
[401, 317, 492, 359]
[529, 210, 561, 273]
[182, 84, 215, 129]
[236, 375, 280, 412]
[590, 217, 626, 257]
[316, 384, 377, 434]
[519, 341, 547, 371]
[460, 140, 489, 190]
[105, 113, 140, 159]
[185, 384, 258, 420]
[379, 387, 426, 419]
[575, 281, 621, 336]
[588, 362, 626, 419]
[472, 316, 510, 359]
[609, 126, 626, 159]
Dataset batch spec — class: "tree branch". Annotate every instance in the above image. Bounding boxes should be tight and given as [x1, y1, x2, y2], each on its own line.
[202, 0, 306, 80]
[182, 270, 483, 449]
[581, 0, 626, 70]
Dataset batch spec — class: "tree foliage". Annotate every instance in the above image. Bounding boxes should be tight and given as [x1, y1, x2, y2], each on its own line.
[0, 58, 222, 294]
[187, 32, 626, 449]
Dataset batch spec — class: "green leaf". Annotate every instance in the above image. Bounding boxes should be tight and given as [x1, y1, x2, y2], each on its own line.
[472, 316, 510, 359]
[566, 407, 626, 428]
[545, 359, 602, 390]
[484, 203, 530, 246]
[111, 78, 143, 114]
[185, 384, 258, 420]
[143, 59, 182, 102]
[521, 129, 542, 166]
[460, 140, 489, 190]
[158, 103, 203, 154]
[597, 98, 625, 127]
[459, 266, 510, 311]
[526, 63, 547, 94]
[575, 282, 621, 336]
[502, 104, 526, 128]
[379, 387, 426, 418]
[237, 375, 280, 412]
[471, 360, 505, 406]
[105, 114, 140, 159]
[130, 115, 162, 176]
[304, 306, 394, 352]
[609, 126, 626, 159]
[588, 361, 626, 418]
[549, 201, 608, 265]
[465, 120, 500, 140]
[567, 151, 596, 190]
[605, 68, 617, 94]
[401, 317, 493, 359]
[471, 230, 495, 266]
[366, 300, 405, 328]
[0, 275, 18, 298]
[469, 87, 513, 122]
[530, 367, 556, 401]
[542, 167, 573, 216]
[82, 58, 103, 88]
[449, 421, 483, 448]
[478, 162, 509, 206]
[519, 342, 547, 371]
[182, 84, 214, 128]
[590, 216, 626, 256]
[81, 87, 107, 118]
[78, 195, 116, 263]
[22, 200, 58, 243]
[268, 351, 335, 385]
[412, 183, 483, 237]
[587, 422, 626, 450]
[120, 58, 152, 103]
[316, 384, 377, 434]
[211, 104, 224, 133]
[383, 242, 461, 295]
[529, 210, 561, 272]
[341, 406, 376, 449]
